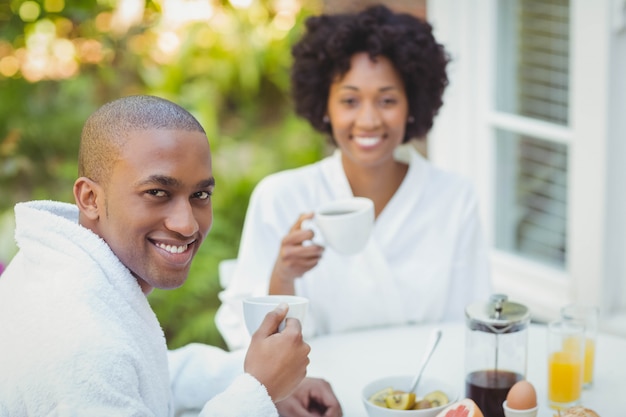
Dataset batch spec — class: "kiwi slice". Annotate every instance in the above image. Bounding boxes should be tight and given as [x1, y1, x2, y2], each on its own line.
[423, 390, 449, 407]
[368, 387, 394, 407]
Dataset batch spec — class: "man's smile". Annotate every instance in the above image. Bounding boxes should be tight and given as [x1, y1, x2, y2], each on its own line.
[154, 241, 190, 254]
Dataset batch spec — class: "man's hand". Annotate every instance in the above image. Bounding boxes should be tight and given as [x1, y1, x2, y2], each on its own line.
[243, 303, 310, 402]
[276, 377, 343, 417]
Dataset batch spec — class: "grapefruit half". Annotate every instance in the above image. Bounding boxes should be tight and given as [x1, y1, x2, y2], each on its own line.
[435, 398, 484, 417]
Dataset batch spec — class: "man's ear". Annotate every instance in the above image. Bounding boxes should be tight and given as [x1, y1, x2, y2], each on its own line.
[74, 177, 102, 220]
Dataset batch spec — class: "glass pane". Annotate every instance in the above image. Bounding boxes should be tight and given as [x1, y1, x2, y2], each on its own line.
[496, 0, 570, 125]
[495, 130, 568, 268]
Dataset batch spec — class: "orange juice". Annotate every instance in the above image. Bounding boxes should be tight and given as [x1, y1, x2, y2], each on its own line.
[563, 335, 594, 385]
[583, 338, 595, 385]
[548, 350, 582, 405]
[560, 304, 599, 388]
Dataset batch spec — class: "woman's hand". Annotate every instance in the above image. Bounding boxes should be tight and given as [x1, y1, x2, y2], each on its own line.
[269, 213, 324, 295]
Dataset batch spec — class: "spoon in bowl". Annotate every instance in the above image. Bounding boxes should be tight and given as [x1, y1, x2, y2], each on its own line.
[408, 328, 442, 394]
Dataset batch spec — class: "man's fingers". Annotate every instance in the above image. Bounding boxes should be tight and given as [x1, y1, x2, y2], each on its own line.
[282, 316, 304, 335]
[253, 303, 288, 338]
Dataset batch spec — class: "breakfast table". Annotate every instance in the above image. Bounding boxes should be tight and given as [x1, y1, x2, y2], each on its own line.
[306, 322, 626, 417]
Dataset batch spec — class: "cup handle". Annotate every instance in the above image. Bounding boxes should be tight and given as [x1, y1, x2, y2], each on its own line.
[302, 218, 325, 247]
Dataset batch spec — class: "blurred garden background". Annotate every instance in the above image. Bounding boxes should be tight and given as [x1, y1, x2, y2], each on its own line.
[0, 0, 423, 350]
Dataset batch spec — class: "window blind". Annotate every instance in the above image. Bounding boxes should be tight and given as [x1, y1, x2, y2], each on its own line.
[495, 0, 570, 268]
[517, 0, 570, 125]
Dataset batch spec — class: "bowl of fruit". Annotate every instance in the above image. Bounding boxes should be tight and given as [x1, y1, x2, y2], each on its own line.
[362, 375, 457, 417]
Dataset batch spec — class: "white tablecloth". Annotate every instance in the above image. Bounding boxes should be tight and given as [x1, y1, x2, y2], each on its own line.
[306, 322, 626, 417]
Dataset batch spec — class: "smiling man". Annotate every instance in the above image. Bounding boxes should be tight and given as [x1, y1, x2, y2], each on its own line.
[0, 95, 341, 417]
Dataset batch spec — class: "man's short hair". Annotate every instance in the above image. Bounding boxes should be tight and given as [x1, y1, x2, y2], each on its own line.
[78, 95, 205, 185]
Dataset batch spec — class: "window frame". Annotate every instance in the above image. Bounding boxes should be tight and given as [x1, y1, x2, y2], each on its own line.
[425, 0, 626, 333]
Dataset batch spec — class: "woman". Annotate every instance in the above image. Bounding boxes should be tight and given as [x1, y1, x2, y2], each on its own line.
[216, 5, 492, 351]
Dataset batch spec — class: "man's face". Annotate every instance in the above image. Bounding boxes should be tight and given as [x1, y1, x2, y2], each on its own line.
[92, 129, 214, 293]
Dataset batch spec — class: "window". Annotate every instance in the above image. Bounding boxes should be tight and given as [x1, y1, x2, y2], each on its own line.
[495, 131, 568, 268]
[495, 1, 569, 269]
[426, 0, 626, 335]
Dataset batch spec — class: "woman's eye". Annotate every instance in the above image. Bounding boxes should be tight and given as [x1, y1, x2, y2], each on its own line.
[381, 97, 398, 106]
[341, 97, 357, 106]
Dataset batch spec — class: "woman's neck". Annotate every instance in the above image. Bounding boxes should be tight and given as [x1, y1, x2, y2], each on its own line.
[342, 153, 408, 218]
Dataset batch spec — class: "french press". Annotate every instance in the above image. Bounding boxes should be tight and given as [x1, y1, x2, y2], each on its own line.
[464, 294, 530, 417]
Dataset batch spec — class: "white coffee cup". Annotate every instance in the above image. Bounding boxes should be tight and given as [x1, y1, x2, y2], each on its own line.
[242, 295, 309, 335]
[314, 197, 374, 255]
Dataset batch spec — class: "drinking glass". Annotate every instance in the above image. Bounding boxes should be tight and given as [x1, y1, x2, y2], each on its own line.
[561, 304, 599, 389]
[547, 319, 584, 410]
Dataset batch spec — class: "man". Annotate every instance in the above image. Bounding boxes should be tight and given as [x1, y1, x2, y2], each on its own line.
[0, 95, 341, 416]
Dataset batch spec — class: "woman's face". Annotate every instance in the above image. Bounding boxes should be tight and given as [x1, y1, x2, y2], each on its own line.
[326, 52, 409, 169]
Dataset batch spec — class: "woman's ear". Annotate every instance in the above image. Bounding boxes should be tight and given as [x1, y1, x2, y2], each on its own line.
[74, 177, 102, 220]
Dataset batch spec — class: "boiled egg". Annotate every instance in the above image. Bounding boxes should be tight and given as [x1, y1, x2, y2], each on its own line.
[506, 380, 537, 410]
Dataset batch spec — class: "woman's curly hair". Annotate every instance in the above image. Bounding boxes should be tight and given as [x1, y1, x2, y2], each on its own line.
[290, 4, 450, 142]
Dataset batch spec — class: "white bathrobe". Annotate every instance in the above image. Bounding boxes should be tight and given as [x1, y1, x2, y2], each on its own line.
[216, 144, 492, 351]
[0, 201, 277, 417]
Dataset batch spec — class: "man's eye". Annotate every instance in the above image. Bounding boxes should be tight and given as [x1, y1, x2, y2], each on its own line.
[193, 191, 212, 200]
[147, 190, 167, 197]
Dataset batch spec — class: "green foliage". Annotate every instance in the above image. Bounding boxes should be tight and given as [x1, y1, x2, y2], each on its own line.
[0, 0, 324, 350]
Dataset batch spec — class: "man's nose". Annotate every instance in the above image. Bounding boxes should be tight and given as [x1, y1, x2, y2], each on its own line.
[165, 199, 199, 237]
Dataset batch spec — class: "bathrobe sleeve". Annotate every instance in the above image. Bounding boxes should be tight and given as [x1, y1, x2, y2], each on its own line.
[168, 344, 278, 417]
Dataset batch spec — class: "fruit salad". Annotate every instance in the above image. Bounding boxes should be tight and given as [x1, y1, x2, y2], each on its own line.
[369, 387, 449, 410]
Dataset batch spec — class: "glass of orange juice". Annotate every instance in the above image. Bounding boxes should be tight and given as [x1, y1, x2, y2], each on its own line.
[547, 319, 584, 410]
[561, 304, 599, 389]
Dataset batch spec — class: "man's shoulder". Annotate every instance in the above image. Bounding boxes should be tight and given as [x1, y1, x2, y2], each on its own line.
[0, 265, 146, 364]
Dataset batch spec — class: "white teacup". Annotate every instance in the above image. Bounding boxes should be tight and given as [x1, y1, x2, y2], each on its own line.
[242, 295, 309, 335]
[314, 197, 374, 255]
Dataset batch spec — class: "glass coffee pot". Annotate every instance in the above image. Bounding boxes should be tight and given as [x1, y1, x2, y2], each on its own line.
[465, 294, 530, 417]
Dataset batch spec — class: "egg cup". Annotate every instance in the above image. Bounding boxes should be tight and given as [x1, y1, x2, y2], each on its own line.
[503, 400, 538, 417]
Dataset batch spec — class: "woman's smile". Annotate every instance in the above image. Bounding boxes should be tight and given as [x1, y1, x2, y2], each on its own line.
[353, 135, 383, 148]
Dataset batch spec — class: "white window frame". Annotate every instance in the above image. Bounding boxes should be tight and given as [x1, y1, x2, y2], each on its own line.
[426, 0, 626, 335]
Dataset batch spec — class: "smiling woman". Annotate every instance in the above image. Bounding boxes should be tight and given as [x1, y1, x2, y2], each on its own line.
[215, 4, 492, 351]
